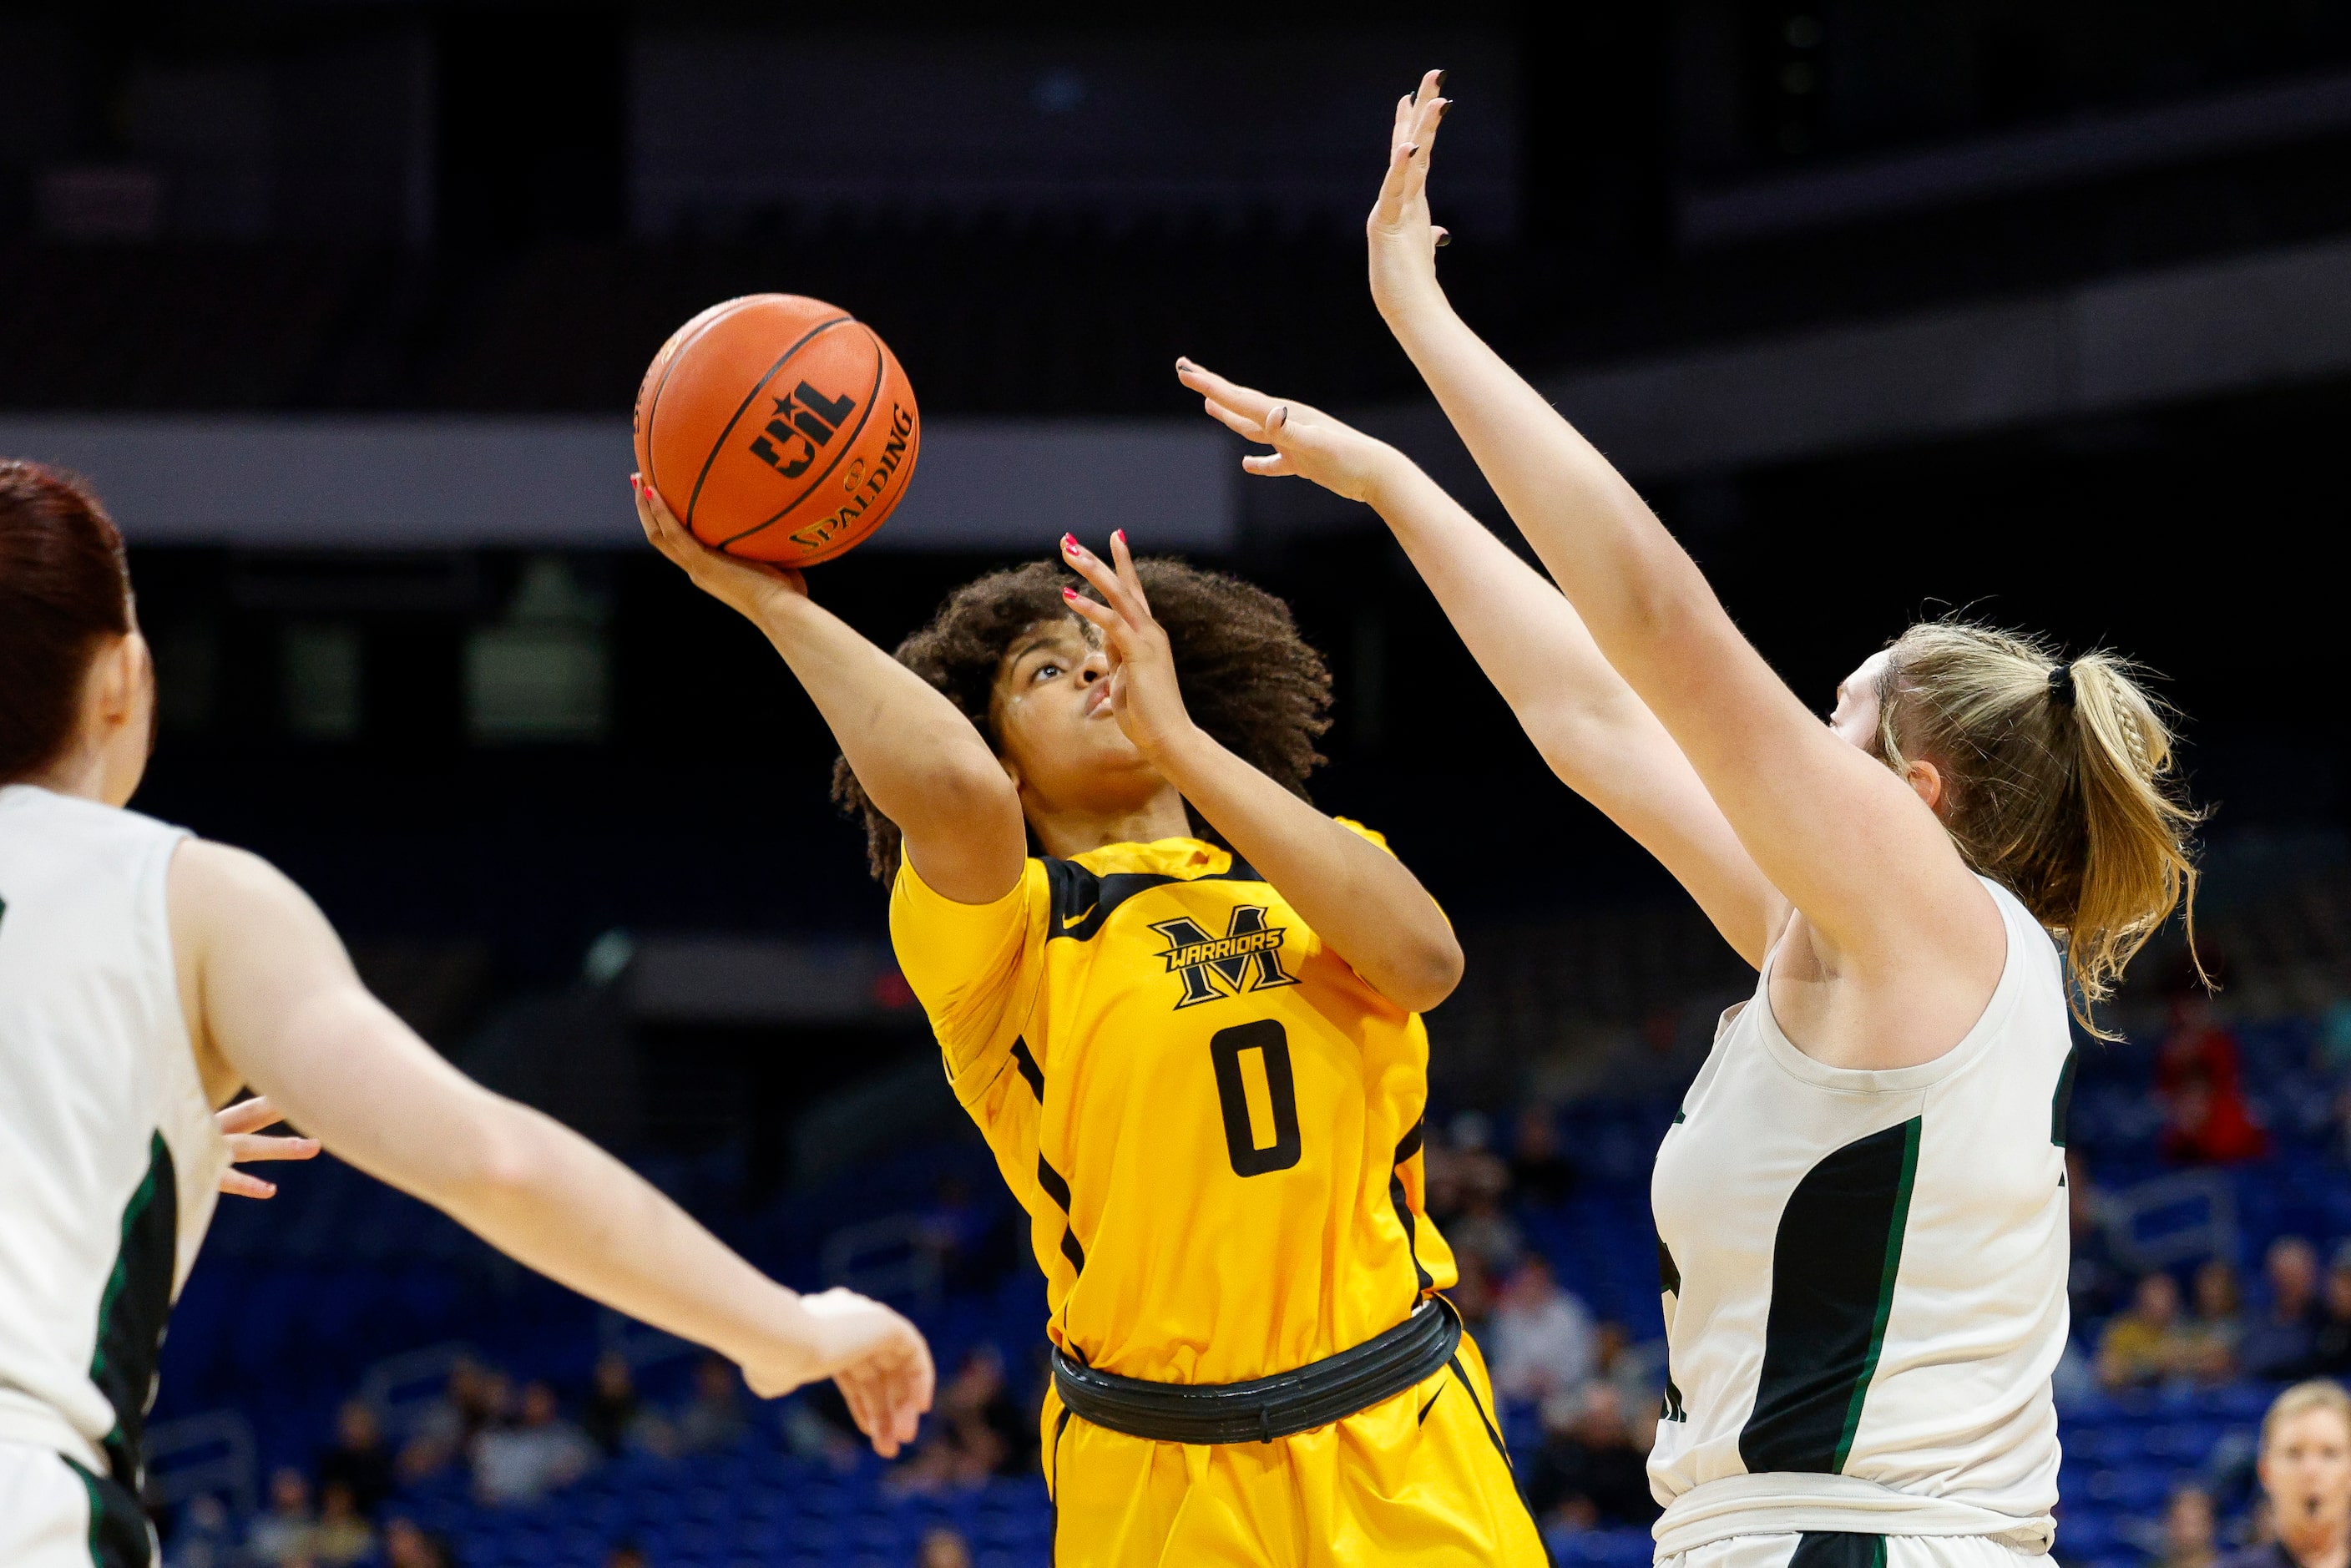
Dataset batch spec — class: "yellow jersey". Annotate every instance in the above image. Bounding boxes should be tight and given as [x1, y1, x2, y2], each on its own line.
[890, 827, 1457, 1385]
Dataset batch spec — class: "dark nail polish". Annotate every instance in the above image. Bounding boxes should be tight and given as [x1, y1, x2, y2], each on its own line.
[1435, 232, 1452, 248]
[1433, 70, 1448, 91]
[1437, 99, 1451, 121]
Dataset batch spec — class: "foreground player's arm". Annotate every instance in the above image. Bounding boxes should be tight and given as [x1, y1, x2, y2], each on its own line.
[633, 476, 1025, 904]
[1359, 77, 1994, 975]
[1057, 533, 1463, 1012]
[1176, 363, 1782, 968]
[171, 839, 933, 1454]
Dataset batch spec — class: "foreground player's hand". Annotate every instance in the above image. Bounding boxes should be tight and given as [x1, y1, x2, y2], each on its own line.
[1368, 70, 1451, 322]
[1058, 531, 1199, 765]
[631, 473, 806, 619]
[741, 1288, 934, 1458]
[1176, 360, 1408, 507]
[215, 1095, 321, 1200]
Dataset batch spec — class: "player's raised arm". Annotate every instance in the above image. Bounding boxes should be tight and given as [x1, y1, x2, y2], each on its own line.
[1055, 531, 1464, 1012]
[172, 838, 933, 1456]
[1173, 362, 1784, 968]
[633, 474, 1024, 905]
[1357, 74, 1996, 984]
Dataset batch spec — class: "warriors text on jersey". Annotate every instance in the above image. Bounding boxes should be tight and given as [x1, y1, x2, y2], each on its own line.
[1650, 878, 2072, 1559]
[891, 826, 1454, 1380]
[0, 786, 229, 1520]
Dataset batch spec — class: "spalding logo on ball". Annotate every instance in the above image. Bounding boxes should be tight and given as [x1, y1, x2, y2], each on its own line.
[633, 294, 920, 565]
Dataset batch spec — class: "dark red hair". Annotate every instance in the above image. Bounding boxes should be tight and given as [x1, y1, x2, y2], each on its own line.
[0, 461, 133, 784]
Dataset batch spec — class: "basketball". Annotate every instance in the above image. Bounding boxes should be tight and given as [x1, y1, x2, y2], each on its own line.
[632, 294, 921, 565]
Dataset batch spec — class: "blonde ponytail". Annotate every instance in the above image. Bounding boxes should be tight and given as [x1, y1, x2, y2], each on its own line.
[1873, 621, 2202, 1034]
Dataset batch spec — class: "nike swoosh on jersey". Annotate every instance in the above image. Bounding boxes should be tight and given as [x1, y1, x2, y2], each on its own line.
[1062, 905, 1097, 928]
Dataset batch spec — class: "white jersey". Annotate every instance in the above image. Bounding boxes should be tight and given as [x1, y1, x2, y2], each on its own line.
[0, 785, 227, 1490]
[1650, 877, 2072, 1559]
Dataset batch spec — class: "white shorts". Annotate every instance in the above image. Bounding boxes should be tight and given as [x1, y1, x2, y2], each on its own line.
[0, 1440, 153, 1568]
[1662, 1534, 2041, 1568]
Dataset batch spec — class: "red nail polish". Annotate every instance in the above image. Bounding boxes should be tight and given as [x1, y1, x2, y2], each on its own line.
[1113, 529, 1125, 544]
[1062, 587, 1079, 599]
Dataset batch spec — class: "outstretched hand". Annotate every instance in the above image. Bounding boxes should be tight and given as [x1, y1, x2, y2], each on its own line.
[1175, 359, 1408, 506]
[215, 1095, 321, 1200]
[1368, 69, 1452, 321]
[739, 1287, 935, 1459]
[1056, 531, 1200, 764]
[631, 473, 806, 620]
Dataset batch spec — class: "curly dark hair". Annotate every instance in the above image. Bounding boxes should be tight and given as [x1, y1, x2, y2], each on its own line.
[832, 557, 1332, 882]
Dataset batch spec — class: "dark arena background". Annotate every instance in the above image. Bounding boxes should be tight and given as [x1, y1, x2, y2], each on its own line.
[8, 3, 2351, 1565]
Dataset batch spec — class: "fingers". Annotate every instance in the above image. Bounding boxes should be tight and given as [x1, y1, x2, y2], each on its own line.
[1371, 134, 1416, 225]
[1059, 534, 1149, 629]
[630, 473, 686, 561]
[1241, 453, 1298, 478]
[1174, 358, 1279, 422]
[1105, 528, 1146, 607]
[219, 1170, 281, 1201]
[225, 1132, 322, 1165]
[215, 1095, 286, 1137]
[1197, 396, 1267, 442]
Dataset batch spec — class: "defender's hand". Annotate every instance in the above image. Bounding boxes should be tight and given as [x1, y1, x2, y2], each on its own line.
[1057, 532, 1200, 766]
[1368, 70, 1452, 323]
[1176, 360, 1410, 507]
[632, 473, 806, 619]
[215, 1095, 321, 1200]
[739, 1288, 935, 1459]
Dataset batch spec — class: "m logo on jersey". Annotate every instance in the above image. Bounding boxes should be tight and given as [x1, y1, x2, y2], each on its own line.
[748, 381, 858, 480]
[1149, 906, 1300, 1009]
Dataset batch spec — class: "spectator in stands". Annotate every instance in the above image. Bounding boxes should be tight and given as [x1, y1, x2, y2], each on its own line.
[919, 1526, 976, 1568]
[398, 1355, 502, 1482]
[1528, 1383, 1659, 1533]
[2068, 1151, 2133, 1321]
[887, 1345, 1034, 1495]
[2162, 1485, 2222, 1568]
[2187, 1259, 2250, 1383]
[315, 1399, 395, 1520]
[1444, 1121, 1524, 1272]
[473, 1379, 596, 1505]
[2247, 1240, 2325, 1382]
[2314, 1250, 2351, 1378]
[783, 1383, 866, 1472]
[2100, 1271, 2198, 1389]
[1509, 1105, 1578, 1207]
[584, 1349, 675, 1458]
[165, 1495, 236, 1568]
[2159, 992, 2270, 1166]
[917, 1173, 998, 1291]
[382, 1518, 456, 1568]
[1488, 1255, 1598, 1405]
[947, 1344, 1036, 1476]
[2223, 1379, 2351, 1568]
[1589, 1321, 1657, 1421]
[1450, 1249, 1497, 1335]
[245, 1468, 316, 1566]
[309, 1480, 374, 1567]
[676, 1353, 751, 1453]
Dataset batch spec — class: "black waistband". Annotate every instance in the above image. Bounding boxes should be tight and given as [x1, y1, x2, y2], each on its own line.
[1049, 1296, 1462, 1445]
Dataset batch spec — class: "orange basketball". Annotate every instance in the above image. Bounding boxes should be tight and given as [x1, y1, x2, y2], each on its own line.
[632, 295, 920, 565]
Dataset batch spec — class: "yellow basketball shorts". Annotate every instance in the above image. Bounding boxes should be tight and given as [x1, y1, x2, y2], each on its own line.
[1040, 1328, 1550, 1566]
